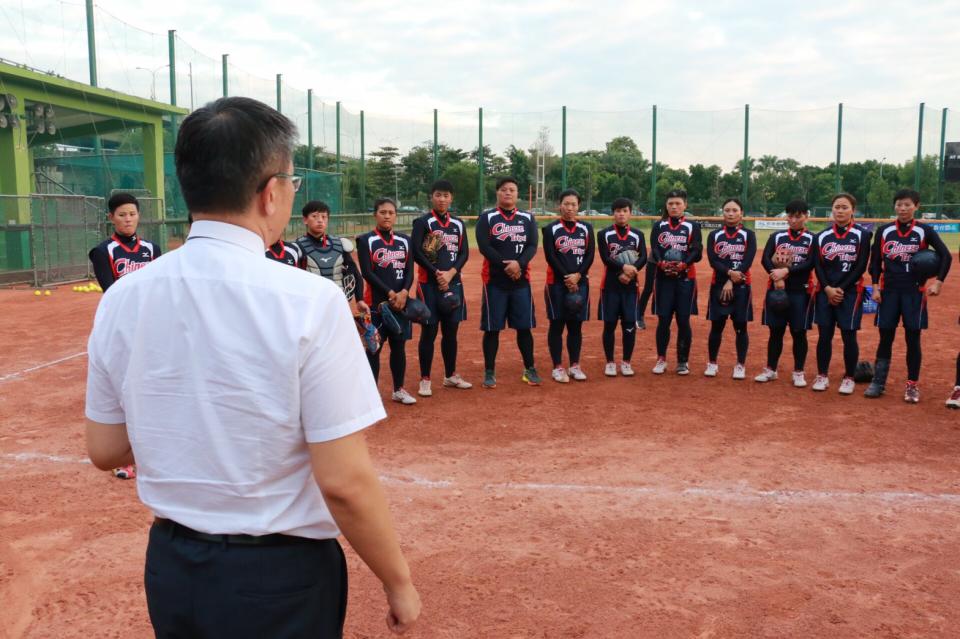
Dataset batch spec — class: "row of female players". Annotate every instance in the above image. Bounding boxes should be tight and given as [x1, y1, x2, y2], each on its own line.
[348, 180, 959, 408]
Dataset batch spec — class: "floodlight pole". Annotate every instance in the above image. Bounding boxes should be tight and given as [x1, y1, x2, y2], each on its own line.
[433, 109, 439, 181]
[937, 108, 948, 207]
[222, 54, 229, 97]
[561, 106, 567, 190]
[85, 0, 98, 87]
[835, 103, 843, 192]
[307, 89, 314, 171]
[915, 102, 925, 190]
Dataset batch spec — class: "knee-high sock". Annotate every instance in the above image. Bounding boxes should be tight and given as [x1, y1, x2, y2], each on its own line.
[708, 318, 726, 362]
[439, 319, 459, 378]
[622, 319, 636, 362]
[567, 321, 583, 364]
[516, 329, 535, 369]
[767, 325, 786, 369]
[733, 321, 748, 364]
[603, 321, 618, 362]
[482, 331, 500, 371]
[655, 317, 670, 358]
[840, 328, 859, 378]
[389, 335, 406, 391]
[676, 316, 692, 363]
[548, 320, 565, 367]
[816, 324, 835, 375]
[904, 328, 921, 382]
[791, 328, 808, 371]
[418, 322, 439, 378]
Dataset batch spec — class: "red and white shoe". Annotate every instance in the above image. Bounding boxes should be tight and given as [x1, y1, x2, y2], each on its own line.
[113, 465, 136, 480]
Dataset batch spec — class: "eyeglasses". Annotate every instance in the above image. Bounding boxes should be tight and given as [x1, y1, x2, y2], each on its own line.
[257, 172, 303, 193]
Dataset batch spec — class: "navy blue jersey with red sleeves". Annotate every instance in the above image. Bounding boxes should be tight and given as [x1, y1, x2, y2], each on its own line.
[475, 207, 538, 289]
[869, 220, 952, 291]
[650, 216, 702, 279]
[541, 219, 595, 285]
[356, 228, 414, 306]
[706, 225, 757, 285]
[814, 223, 872, 290]
[265, 240, 305, 268]
[761, 229, 816, 292]
[596, 224, 647, 291]
[410, 210, 469, 284]
[88, 232, 162, 291]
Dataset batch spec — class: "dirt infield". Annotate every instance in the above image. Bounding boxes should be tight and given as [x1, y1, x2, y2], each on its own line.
[3, 250, 960, 638]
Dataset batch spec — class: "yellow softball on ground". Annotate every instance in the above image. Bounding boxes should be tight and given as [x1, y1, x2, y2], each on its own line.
[44, 290, 51, 296]
[34, 290, 41, 296]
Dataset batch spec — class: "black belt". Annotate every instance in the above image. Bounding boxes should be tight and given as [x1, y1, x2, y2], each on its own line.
[153, 517, 322, 547]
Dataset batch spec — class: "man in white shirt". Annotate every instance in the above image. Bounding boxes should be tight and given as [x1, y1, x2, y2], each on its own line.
[85, 96, 420, 638]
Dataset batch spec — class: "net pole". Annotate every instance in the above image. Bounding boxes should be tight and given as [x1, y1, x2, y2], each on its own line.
[221, 55, 229, 97]
[85, 0, 98, 86]
[477, 107, 484, 214]
[915, 102, 925, 190]
[742, 104, 750, 204]
[307, 90, 314, 171]
[335, 101, 341, 174]
[432, 109, 439, 181]
[360, 110, 366, 213]
[835, 103, 843, 193]
[561, 106, 567, 190]
[937, 108, 948, 207]
[650, 105, 657, 214]
[168, 31, 177, 106]
[276, 75, 282, 112]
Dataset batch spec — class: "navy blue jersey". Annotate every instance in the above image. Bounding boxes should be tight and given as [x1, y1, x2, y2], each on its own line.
[596, 224, 647, 291]
[761, 229, 817, 292]
[706, 225, 757, 285]
[88, 232, 162, 291]
[650, 216, 703, 280]
[411, 211, 469, 285]
[265, 240, 304, 267]
[475, 208, 538, 289]
[815, 223, 872, 290]
[357, 228, 414, 306]
[541, 219, 595, 285]
[869, 220, 952, 291]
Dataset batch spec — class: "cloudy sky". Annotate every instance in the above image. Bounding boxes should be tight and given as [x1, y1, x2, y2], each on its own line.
[2, 0, 958, 166]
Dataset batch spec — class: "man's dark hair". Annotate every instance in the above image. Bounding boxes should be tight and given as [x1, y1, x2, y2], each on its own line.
[611, 197, 633, 211]
[495, 176, 519, 191]
[784, 199, 809, 215]
[108, 192, 139, 213]
[893, 188, 921, 206]
[302, 200, 331, 216]
[175, 97, 297, 214]
[430, 179, 455, 195]
[373, 197, 397, 212]
[558, 188, 581, 205]
[664, 189, 688, 203]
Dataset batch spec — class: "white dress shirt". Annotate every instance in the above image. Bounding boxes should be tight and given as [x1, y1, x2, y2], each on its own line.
[86, 220, 386, 538]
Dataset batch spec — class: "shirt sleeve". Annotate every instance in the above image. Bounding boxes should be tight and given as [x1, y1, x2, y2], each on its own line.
[84, 302, 126, 424]
[633, 232, 647, 272]
[597, 231, 619, 270]
[410, 217, 437, 274]
[741, 231, 757, 272]
[300, 291, 386, 443]
[761, 235, 776, 273]
[581, 224, 596, 274]
[516, 217, 538, 270]
[790, 236, 816, 277]
[686, 222, 704, 265]
[88, 246, 117, 291]
[453, 225, 469, 272]
[474, 213, 502, 265]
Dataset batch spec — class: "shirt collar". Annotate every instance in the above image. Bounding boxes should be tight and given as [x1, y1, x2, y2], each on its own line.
[187, 220, 265, 255]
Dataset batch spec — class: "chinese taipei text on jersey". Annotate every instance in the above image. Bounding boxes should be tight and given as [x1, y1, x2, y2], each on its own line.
[542, 218, 595, 321]
[88, 232, 162, 291]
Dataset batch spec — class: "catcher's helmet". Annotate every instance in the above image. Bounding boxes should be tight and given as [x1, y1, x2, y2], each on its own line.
[563, 289, 586, 316]
[437, 290, 462, 315]
[910, 249, 940, 283]
[377, 302, 403, 336]
[853, 360, 875, 383]
[401, 297, 432, 324]
[615, 249, 639, 266]
[765, 288, 790, 314]
[663, 248, 684, 263]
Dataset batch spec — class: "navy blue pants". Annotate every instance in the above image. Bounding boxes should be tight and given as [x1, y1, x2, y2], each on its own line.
[145, 520, 348, 639]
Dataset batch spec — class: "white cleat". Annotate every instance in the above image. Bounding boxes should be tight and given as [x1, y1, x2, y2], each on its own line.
[620, 362, 635, 377]
[605, 362, 618, 377]
[704, 362, 719, 377]
[442, 374, 473, 389]
[552, 367, 570, 383]
[838, 376, 855, 395]
[417, 379, 432, 397]
[392, 388, 417, 405]
[811, 375, 829, 392]
[754, 367, 777, 383]
[792, 371, 807, 388]
[568, 364, 587, 381]
[732, 364, 746, 380]
[652, 358, 667, 375]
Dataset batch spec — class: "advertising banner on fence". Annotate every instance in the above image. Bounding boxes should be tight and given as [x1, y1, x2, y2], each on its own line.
[930, 223, 959, 234]
[755, 219, 789, 230]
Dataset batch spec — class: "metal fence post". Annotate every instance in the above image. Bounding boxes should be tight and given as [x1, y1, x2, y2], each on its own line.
[561, 106, 567, 190]
[360, 110, 366, 213]
[835, 103, 843, 193]
[307, 89, 314, 171]
[477, 107, 484, 214]
[85, 0, 98, 87]
[433, 109, 439, 181]
[222, 54, 229, 97]
[650, 105, 657, 214]
[742, 104, 749, 204]
[168, 30, 177, 106]
[937, 108, 948, 207]
[915, 102, 925, 190]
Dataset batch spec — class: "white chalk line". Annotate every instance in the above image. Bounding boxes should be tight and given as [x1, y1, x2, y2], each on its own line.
[4, 455, 958, 507]
[0, 351, 87, 383]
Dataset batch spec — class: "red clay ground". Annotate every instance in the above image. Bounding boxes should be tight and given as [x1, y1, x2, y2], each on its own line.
[3, 250, 960, 638]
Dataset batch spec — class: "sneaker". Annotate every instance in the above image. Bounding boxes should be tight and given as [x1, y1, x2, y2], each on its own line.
[652, 358, 667, 375]
[620, 362, 635, 377]
[443, 374, 473, 389]
[552, 367, 570, 383]
[838, 376, 855, 395]
[792, 371, 807, 388]
[605, 362, 618, 377]
[732, 364, 746, 380]
[112, 465, 136, 480]
[522, 367, 542, 386]
[945, 386, 960, 409]
[704, 362, 719, 377]
[636, 317, 647, 330]
[482, 369, 497, 389]
[418, 378, 433, 397]
[676, 362, 690, 376]
[904, 381, 920, 404]
[392, 388, 417, 405]
[568, 364, 587, 381]
[812, 374, 829, 391]
[754, 367, 777, 383]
